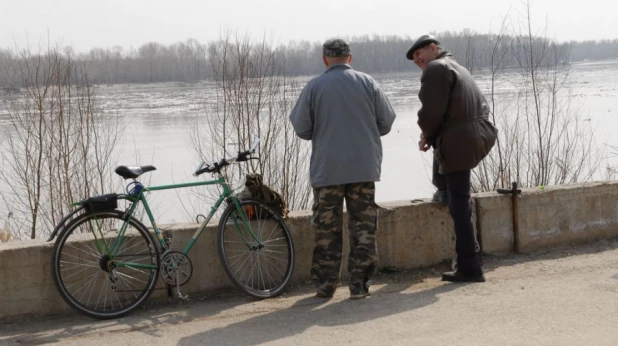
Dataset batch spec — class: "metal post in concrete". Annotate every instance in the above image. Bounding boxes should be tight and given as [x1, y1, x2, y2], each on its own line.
[497, 182, 522, 253]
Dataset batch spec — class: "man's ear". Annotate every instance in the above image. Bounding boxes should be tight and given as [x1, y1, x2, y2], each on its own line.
[322, 55, 329, 67]
[430, 43, 439, 55]
[347, 54, 353, 64]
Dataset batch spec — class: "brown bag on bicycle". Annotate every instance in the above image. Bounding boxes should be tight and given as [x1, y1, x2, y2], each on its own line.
[237, 173, 289, 219]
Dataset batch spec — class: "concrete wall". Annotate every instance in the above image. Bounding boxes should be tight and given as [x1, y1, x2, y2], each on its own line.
[477, 182, 618, 254]
[1, 181, 618, 320]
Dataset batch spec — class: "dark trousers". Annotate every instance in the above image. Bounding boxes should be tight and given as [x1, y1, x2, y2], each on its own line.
[432, 157, 482, 275]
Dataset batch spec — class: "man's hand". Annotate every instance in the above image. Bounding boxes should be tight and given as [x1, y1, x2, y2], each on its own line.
[418, 134, 431, 152]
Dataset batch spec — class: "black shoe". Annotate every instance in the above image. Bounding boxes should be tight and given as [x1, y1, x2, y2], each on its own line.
[349, 283, 370, 299]
[432, 190, 448, 204]
[441, 270, 485, 283]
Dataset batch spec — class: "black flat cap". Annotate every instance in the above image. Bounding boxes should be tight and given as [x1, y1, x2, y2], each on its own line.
[406, 34, 440, 60]
[323, 38, 351, 57]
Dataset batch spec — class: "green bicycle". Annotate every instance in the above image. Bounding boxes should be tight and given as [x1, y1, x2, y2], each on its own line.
[47, 139, 295, 319]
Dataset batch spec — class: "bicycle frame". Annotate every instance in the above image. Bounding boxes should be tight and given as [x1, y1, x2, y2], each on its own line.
[98, 173, 264, 270]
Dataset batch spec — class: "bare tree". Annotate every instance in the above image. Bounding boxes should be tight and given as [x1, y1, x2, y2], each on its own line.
[460, 28, 478, 73]
[472, 1, 603, 192]
[188, 30, 311, 216]
[473, 11, 512, 191]
[0, 42, 122, 240]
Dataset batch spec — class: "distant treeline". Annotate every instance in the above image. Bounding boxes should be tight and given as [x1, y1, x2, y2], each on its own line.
[1, 30, 618, 87]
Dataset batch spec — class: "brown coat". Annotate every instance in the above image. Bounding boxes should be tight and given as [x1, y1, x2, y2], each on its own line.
[417, 52, 498, 174]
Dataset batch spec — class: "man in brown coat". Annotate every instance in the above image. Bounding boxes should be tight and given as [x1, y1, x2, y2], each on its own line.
[406, 34, 498, 282]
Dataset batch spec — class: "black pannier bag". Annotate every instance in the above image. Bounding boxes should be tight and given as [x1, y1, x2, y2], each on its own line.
[83, 193, 119, 212]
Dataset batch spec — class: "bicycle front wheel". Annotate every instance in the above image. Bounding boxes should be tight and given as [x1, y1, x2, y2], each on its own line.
[51, 210, 160, 319]
[217, 200, 295, 299]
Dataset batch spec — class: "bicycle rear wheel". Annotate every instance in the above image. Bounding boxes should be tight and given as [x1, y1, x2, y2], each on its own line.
[51, 210, 159, 319]
[217, 200, 294, 298]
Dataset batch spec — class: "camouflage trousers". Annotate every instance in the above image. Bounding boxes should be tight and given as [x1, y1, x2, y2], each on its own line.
[311, 182, 378, 292]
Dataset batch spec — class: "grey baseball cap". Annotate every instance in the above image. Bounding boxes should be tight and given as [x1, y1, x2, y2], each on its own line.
[322, 38, 351, 57]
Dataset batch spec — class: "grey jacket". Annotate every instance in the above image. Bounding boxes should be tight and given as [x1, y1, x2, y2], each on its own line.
[417, 52, 498, 174]
[289, 63, 396, 188]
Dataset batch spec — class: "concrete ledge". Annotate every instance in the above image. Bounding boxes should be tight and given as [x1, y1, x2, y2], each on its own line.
[475, 191, 516, 254]
[1, 181, 618, 320]
[373, 200, 458, 270]
[476, 181, 618, 254]
[518, 182, 618, 252]
[0, 240, 66, 317]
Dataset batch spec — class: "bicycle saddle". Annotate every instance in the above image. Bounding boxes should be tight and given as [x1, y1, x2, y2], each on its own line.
[114, 165, 157, 179]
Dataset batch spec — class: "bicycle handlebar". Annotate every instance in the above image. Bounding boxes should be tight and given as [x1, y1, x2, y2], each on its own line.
[193, 138, 260, 177]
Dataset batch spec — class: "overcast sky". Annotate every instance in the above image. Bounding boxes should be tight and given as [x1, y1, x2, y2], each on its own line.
[2, 0, 617, 53]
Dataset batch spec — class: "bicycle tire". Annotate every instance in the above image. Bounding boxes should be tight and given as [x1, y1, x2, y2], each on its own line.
[217, 199, 294, 299]
[51, 210, 160, 319]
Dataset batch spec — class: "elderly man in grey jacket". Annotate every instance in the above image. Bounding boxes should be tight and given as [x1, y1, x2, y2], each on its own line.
[289, 38, 396, 299]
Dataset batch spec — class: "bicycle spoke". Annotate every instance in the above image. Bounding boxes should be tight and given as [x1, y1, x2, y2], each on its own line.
[261, 237, 288, 245]
[238, 251, 258, 284]
[223, 240, 253, 245]
[59, 256, 98, 268]
[122, 264, 154, 275]
[244, 252, 260, 288]
[59, 250, 95, 264]
[60, 263, 99, 281]
[115, 270, 150, 286]
[81, 272, 102, 308]
[116, 237, 150, 257]
[261, 249, 290, 256]
[76, 225, 104, 256]
[114, 273, 143, 301]
[258, 242, 288, 286]
[230, 250, 254, 277]
[259, 251, 279, 289]
[265, 226, 283, 243]
[66, 270, 100, 294]
[110, 288, 125, 311]
[65, 242, 101, 260]
[256, 253, 266, 290]
[259, 254, 287, 275]
[224, 252, 252, 260]
[257, 252, 280, 287]
[97, 280, 110, 313]
[256, 207, 266, 238]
